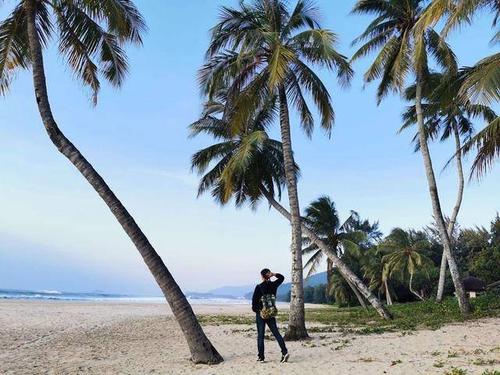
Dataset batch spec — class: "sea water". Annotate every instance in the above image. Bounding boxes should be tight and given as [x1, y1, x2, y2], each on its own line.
[0, 289, 252, 304]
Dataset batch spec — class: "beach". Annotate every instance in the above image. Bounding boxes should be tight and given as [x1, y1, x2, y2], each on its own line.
[1, 300, 499, 374]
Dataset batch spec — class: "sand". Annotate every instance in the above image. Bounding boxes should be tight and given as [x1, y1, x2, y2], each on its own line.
[1, 300, 499, 374]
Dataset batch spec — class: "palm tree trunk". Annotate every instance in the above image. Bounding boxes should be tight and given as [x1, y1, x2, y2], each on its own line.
[278, 86, 308, 339]
[25, 0, 222, 364]
[326, 258, 333, 300]
[346, 278, 368, 309]
[384, 280, 393, 306]
[414, 76, 470, 315]
[409, 273, 424, 301]
[436, 125, 465, 302]
[261, 188, 393, 320]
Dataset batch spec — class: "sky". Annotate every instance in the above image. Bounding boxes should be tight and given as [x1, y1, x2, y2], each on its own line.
[0, 1, 498, 295]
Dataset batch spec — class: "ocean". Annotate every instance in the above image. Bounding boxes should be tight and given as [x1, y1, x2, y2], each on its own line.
[0, 289, 252, 305]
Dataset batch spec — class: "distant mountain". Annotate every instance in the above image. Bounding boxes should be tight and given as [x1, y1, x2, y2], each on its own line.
[185, 291, 243, 300]
[239, 272, 327, 300]
[190, 272, 328, 300]
[276, 271, 327, 299]
[207, 285, 255, 298]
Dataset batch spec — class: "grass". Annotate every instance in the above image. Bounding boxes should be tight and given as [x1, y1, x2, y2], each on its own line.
[433, 360, 445, 368]
[302, 293, 500, 334]
[472, 358, 498, 366]
[197, 293, 500, 336]
[445, 368, 468, 375]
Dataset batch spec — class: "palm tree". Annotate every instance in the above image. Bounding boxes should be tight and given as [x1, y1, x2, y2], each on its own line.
[0, 0, 222, 364]
[417, 0, 500, 177]
[302, 196, 381, 309]
[201, 0, 353, 339]
[401, 71, 497, 301]
[380, 228, 434, 301]
[352, 0, 471, 315]
[190, 97, 393, 320]
[361, 246, 397, 305]
[418, 0, 500, 39]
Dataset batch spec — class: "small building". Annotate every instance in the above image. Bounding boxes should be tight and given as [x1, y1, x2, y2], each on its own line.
[462, 276, 487, 298]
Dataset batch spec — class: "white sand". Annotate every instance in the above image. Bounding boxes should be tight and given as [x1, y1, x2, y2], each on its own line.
[1, 300, 499, 374]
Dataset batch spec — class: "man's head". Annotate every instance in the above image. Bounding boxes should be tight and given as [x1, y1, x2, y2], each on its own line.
[260, 268, 271, 281]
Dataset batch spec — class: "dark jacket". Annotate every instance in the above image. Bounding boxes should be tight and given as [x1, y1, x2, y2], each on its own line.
[251, 274, 285, 313]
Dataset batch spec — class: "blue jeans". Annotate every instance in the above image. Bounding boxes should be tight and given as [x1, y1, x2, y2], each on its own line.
[256, 313, 287, 359]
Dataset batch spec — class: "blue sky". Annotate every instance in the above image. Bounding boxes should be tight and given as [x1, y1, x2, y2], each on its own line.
[0, 1, 498, 295]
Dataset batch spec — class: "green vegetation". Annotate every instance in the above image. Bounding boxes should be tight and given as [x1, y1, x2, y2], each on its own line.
[445, 368, 468, 375]
[198, 293, 500, 335]
[481, 370, 500, 375]
[299, 213, 500, 307]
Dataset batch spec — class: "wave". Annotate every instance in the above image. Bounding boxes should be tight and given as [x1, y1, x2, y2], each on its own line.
[0, 289, 251, 305]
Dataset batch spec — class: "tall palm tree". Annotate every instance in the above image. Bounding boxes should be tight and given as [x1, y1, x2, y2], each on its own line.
[201, 0, 353, 339]
[352, 0, 471, 315]
[190, 97, 393, 320]
[401, 71, 497, 301]
[380, 228, 434, 301]
[417, 0, 500, 177]
[302, 196, 380, 309]
[0, 0, 222, 364]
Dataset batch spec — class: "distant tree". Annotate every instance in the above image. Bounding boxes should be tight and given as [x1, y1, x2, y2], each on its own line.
[302, 196, 379, 308]
[381, 229, 435, 301]
[470, 247, 500, 284]
[313, 285, 328, 304]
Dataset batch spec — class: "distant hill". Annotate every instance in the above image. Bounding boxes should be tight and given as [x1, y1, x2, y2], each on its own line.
[207, 285, 255, 298]
[189, 272, 328, 300]
[243, 271, 328, 300]
[276, 271, 327, 299]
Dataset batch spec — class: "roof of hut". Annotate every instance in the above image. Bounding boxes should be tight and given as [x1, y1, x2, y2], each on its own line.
[463, 276, 487, 292]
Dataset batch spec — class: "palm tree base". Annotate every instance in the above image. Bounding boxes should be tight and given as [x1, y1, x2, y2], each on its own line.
[190, 346, 224, 365]
[284, 325, 309, 341]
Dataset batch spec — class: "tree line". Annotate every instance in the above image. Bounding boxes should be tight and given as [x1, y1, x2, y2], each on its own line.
[283, 198, 499, 306]
[1, 0, 498, 365]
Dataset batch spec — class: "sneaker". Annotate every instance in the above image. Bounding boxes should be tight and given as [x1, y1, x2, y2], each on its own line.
[280, 353, 290, 363]
[257, 356, 265, 363]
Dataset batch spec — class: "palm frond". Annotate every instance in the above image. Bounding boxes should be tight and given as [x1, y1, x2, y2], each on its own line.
[0, 4, 30, 96]
[459, 53, 500, 105]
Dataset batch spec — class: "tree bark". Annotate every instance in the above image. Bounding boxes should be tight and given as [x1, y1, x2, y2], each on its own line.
[436, 125, 465, 302]
[25, 0, 222, 364]
[278, 86, 308, 339]
[384, 280, 393, 306]
[409, 273, 424, 301]
[414, 76, 471, 315]
[346, 278, 368, 309]
[262, 189, 393, 320]
[326, 258, 333, 300]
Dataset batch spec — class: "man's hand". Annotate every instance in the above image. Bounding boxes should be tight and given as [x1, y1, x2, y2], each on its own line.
[268, 272, 276, 278]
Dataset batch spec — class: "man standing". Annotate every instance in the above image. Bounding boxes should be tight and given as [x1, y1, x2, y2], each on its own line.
[252, 268, 289, 363]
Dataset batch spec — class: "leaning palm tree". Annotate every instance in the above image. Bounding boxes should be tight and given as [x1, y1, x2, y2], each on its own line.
[352, 0, 471, 315]
[200, 0, 353, 339]
[0, 0, 222, 364]
[190, 96, 393, 320]
[302, 196, 379, 309]
[381, 228, 434, 301]
[401, 71, 497, 301]
[417, 0, 500, 177]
